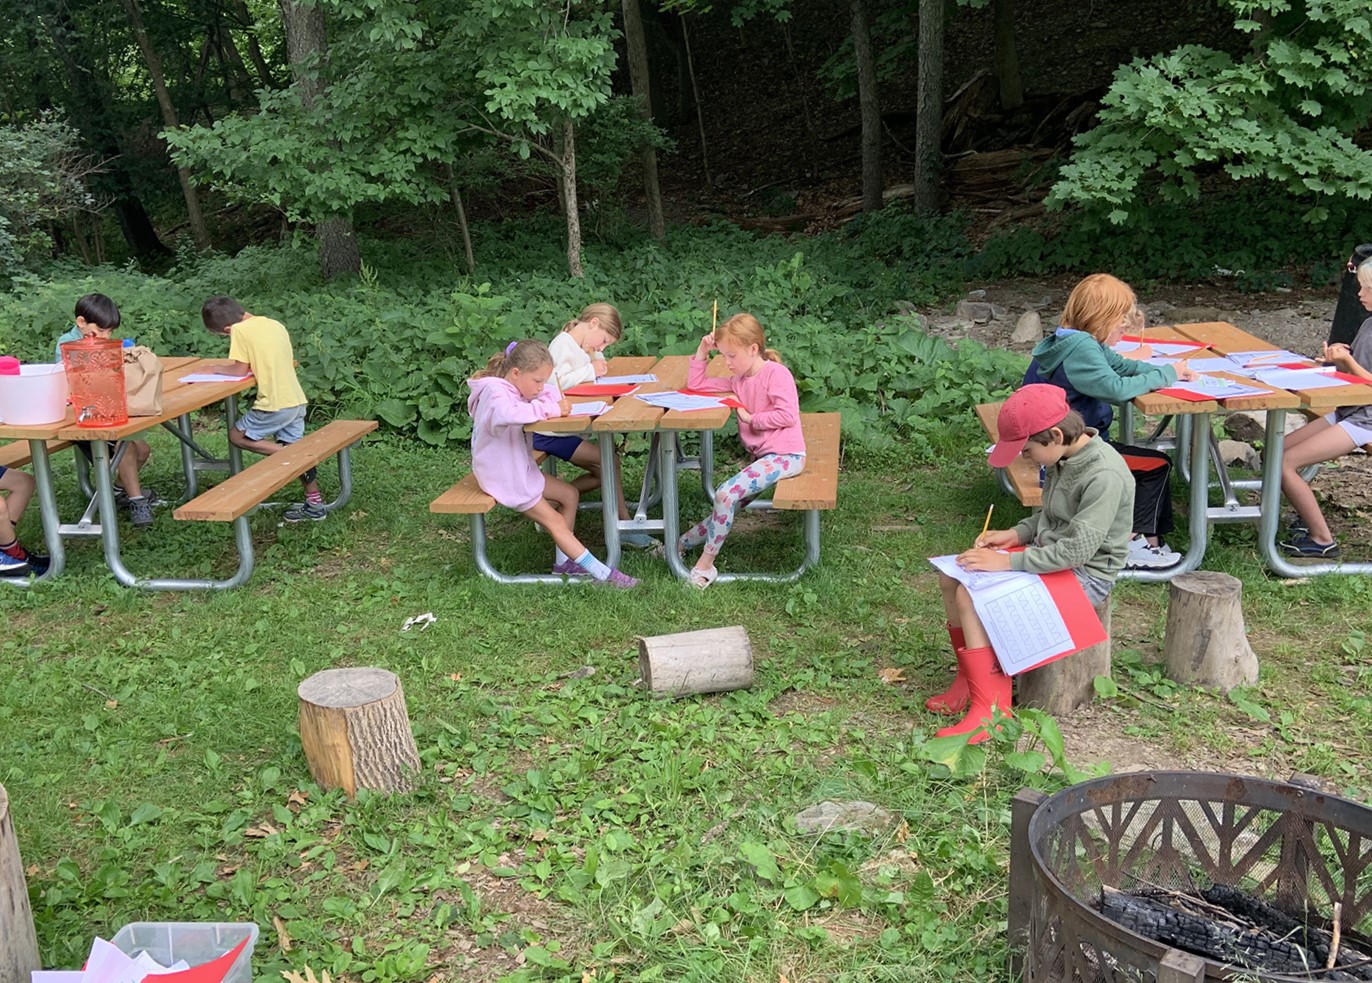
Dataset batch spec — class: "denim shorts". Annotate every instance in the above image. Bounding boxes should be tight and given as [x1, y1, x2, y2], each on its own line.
[237, 404, 307, 443]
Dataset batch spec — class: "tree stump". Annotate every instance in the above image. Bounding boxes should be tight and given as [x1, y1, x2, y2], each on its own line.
[0, 785, 40, 983]
[298, 668, 421, 796]
[638, 626, 753, 698]
[1018, 597, 1112, 715]
[1163, 572, 1258, 692]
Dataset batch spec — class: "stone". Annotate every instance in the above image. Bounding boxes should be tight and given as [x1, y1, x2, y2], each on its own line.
[893, 300, 918, 315]
[794, 800, 893, 835]
[956, 300, 996, 324]
[1222, 410, 1306, 444]
[927, 317, 970, 339]
[1217, 439, 1261, 470]
[966, 288, 987, 300]
[991, 303, 1008, 319]
[1010, 311, 1042, 344]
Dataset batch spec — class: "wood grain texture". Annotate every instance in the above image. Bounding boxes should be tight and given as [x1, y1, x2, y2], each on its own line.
[773, 412, 841, 510]
[298, 668, 420, 796]
[431, 452, 545, 514]
[0, 785, 40, 983]
[1018, 598, 1111, 714]
[0, 440, 72, 470]
[975, 402, 1043, 507]
[1162, 571, 1258, 693]
[638, 626, 754, 698]
[173, 419, 376, 521]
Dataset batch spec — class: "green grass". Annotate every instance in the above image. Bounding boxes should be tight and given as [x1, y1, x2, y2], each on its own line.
[3, 423, 1371, 982]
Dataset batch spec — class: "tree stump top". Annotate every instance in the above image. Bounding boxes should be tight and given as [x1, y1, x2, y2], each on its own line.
[1170, 571, 1242, 595]
[298, 667, 400, 708]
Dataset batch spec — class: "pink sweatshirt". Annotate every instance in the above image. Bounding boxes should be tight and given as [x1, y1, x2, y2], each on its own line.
[687, 357, 806, 458]
[467, 376, 564, 512]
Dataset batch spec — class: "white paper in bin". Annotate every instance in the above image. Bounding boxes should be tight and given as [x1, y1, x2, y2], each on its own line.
[111, 923, 258, 983]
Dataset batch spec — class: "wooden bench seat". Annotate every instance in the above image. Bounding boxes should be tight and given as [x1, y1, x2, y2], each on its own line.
[773, 412, 840, 510]
[0, 440, 73, 470]
[174, 420, 377, 521]
[975, 402, 1042, 507]
[431, 452, 548, 515]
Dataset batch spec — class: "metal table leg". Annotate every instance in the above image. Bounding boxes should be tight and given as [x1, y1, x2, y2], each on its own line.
[4, 439, 67, 585]
[1120, 410, 1212, 582]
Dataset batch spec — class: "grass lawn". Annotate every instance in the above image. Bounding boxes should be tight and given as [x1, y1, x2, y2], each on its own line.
[3, 423, 1370, 982]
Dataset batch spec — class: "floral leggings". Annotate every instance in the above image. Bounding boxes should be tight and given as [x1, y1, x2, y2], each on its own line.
[679, 453, 806, 555]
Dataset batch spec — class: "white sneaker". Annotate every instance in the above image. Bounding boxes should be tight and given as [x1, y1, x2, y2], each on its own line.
[1126, 542, 1182, 570]
[1126, 535, 1153, 561]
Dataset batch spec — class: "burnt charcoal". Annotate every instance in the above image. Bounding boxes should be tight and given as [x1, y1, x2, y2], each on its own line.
[1096, 889, 1364, 981]
[1200, 885, 1372, 980]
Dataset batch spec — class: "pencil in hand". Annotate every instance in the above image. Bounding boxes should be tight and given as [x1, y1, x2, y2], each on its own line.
[976, 503, 994, 548]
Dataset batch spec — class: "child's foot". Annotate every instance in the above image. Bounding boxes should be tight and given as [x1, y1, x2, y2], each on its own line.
[552, 559, 591, 577]
[127, 495, 155, 528]
[116, 485, 162, 508]
[621, 531, 660, 549]
[1278, 534, 1340, 558]
[689, 566, 719, 590]
[0, 551, 31, 577]
[599, 569, 639, 589]
[283, 502, 327, 523]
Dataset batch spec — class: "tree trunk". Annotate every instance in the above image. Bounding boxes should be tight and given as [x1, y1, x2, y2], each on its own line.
[121, 0, 211, 251]
[0, 785, 40, 983]
[850, 0, 882, 213]
[1163, 572, 1259, 692]
[298, 668, 421, 796]
[1019, 598, 1111, 714]
[229, 0, 279, 89]
[621, 0, 665, 240]
[992, 0, 1023, 111]
[638, 626, 754, 698]
[560, 121, 584, 278]
[279, 0, 360, 278]
[913, 0, 944, 214]
[444, 165, 475, 273]
[680, 15, 712, 191]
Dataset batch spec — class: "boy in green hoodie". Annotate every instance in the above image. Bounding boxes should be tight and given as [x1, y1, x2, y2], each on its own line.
[929, 384, 1134, 744]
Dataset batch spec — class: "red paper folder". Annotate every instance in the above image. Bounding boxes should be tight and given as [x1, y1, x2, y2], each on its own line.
[1154, 387, 1219, 403]
[678, 389, 745, 409]
[562, 383, 639, 397]
[1003, 568, 1109, 676]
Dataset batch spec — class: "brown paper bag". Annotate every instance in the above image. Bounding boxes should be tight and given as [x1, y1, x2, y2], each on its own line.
[123, 345, 164, 416]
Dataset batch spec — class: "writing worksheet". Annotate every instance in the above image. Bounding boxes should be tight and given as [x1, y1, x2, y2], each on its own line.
[634, 391, 728, 411]
[179, 372, 252, 383]
[567, 400, 608, 416]
[1253, 367, 1354, 390]
[598, 373, 657, 385]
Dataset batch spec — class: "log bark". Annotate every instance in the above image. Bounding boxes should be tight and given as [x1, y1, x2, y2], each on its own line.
[0, 785, 40, 983]
[638, 626, 753, 698]
[298, 668, 420, 796]
[913, 0, 944, 214]
[621, 0, 665, 240]
[1163, 572, 1258, 692]
[1018, 597, 1111, 714]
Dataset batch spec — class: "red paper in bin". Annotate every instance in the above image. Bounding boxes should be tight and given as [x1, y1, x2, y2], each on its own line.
[139, 937, 250, 983]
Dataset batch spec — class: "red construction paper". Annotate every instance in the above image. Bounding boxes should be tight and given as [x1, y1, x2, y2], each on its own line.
[1154, 387, 1219, 403]
[1330, 371, 1368, 385]
[678, 389, 745, 409]
[139, 937, 250, 983]
[562, 383, 639, 397]
[999, 569, 1110, 676]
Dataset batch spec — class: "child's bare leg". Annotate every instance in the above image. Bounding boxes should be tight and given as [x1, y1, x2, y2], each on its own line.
[230, 427, 284, 457]
[951, 585, 990, 649]
[116, 448, 144, 498]
[525, 498, 587, 559]
[566, 441, 604, 496]
[0, 469, 35, 526]
[543, 474, 580, 536]
[938, 572, 962, 627]
[1280, 422, 1353, 543]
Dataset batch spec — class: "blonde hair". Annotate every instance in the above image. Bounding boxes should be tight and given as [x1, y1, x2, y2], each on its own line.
[1061, 274, 1138, 343]
[716, 312, 783, 364]
[472, 339, 553, 379]
[1358, 258, 1372, 290]
[562, 302, 623, 341]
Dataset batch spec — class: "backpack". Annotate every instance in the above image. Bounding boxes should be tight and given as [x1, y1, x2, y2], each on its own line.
[123, 345, 164, 416]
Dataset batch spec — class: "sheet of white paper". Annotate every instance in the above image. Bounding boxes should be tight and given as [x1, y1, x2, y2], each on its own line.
[1253, 367, 1353, 390]
[179, 372, 252, 383]
[33, 972, 86, 983]
[1165, 376, 1269, 399]
[1144, 341, 1208, 357]
[567, 400, 609, 416]
[928, 555, 1074, 674]
[82, 938, 149, 983]
[1186, 356, 1253, 375]
[634, 392, 727, 411]
[1110, 341, 1141, 353]
[1225, 349, 1308, 367]
[597, 373, 657, 384]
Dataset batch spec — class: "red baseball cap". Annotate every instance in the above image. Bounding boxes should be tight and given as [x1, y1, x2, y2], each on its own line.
[987, 384, 1070, 467]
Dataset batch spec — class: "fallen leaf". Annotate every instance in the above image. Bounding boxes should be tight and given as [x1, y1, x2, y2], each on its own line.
[877, 667, 906, 684]
[448, 673, 463, 682]
[287, 789, 309, 809]
[895, 820, 909, 844]
[244, 823, 279, 838]
[105, 699, 119, 709]
[26, 863, 41, 876]
[218, 864, 242, 877]
[530, 829, 548, 842]
[281, 967, 330, 983]
[273, 915, 292, 952]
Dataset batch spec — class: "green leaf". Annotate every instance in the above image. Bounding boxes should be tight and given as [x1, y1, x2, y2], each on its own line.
[783, 884, 820, 910]
[1093, 675, 1120, 699]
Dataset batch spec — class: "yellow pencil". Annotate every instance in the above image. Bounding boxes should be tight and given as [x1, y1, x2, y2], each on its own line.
[712, 299, 718, 332]
[977, 503, 994, 546]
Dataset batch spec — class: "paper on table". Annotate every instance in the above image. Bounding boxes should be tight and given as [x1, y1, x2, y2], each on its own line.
[1111, 340, 1142, 353]
[1253, 367, 1358, 390]
[1186, 356, 1254, 375]
[179, 372, 252, 383]
[1226, 349, 1308, 367]
[1160, 375, 1269, 399]
[1114, 340, 1207, 357]
[634, 391, 728, 411]
[567, 400, 609, 416]
[928, 556, 1105, 675]
[598, 373, 657, 385]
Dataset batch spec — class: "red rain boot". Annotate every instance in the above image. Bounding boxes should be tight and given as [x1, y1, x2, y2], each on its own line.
[924, 623, 969, 715]
[935, 646, 1012, 744]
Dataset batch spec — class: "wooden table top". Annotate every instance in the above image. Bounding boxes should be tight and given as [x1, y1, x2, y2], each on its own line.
[524, 355, 657, 434]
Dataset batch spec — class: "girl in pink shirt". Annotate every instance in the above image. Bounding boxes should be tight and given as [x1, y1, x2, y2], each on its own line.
[467, 340, 637, 588]
[680, 313, 806, 588]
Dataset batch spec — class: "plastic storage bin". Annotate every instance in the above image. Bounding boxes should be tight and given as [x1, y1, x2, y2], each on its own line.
[111, 922, 259, 983]
[0, 364, 69, 426]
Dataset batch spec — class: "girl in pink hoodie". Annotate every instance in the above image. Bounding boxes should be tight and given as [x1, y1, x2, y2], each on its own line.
[680, 313, 806, 588]
[467, 340, 637, 587]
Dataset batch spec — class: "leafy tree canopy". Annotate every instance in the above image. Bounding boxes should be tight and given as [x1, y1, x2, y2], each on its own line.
[1050, 0, 1372, 222]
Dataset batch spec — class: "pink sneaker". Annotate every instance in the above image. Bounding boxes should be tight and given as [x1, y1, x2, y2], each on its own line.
[601, 568, 639, 589]
[551, 560, 590, 577]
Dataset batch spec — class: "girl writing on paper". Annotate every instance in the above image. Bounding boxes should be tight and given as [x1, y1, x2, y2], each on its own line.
[677, 313, 805, 589]
[1023, 273, 1197, 570]
[1277, 258, 1372, 558]
[468, 340, 638, 587]
[930, 385, 1134, 743]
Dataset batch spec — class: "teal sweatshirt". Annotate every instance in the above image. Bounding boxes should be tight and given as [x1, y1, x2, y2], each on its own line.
[1028, 329, 1178, 429]
[1010, 432, 1135, 583]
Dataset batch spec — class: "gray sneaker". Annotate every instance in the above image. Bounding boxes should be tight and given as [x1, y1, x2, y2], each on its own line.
[283, 502, 327, 523]
[127, 495, 155, 529]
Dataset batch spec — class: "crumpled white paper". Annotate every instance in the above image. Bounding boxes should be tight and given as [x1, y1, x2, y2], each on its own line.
[401, 612, 437, 632]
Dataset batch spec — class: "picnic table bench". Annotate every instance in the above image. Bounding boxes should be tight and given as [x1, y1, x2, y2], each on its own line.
[0, 440, 73, 470]
[975, 402, 1041, 507]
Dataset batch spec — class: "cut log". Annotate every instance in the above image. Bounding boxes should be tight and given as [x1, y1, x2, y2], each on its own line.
[638, 626, 753, 698]
[298, 668, 421, 796]
[1018, 597, 1111, 714]
[0, 785, 40, 983]
[1162, 572, 1258, 692]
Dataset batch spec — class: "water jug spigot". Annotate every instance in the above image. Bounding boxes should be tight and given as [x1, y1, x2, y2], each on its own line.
[79, 405, 97, 423]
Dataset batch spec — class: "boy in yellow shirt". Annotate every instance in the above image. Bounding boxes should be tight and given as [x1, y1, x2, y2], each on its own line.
[202, 295, 325, 522]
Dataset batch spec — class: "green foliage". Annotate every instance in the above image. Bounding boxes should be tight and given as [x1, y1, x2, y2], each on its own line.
[1050, 0, 1372, 221]
[0, 114, 98, 280]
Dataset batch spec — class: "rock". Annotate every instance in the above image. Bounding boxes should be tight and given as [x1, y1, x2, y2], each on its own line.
[1167, 306, 1226, 324]
[1010, 311, 1042, 344]
[966, 289, 987, 300]
[794, 800, 893, 835]
[956, 300, 996, 324]
[1149, 300, 1175, 315]
[927, 317, 970, 339]
[898, 311, 931, 332]
[894, 300, 918, 315]
[1222, 410, 1306, 443]
[1217, 439, 1261, 470]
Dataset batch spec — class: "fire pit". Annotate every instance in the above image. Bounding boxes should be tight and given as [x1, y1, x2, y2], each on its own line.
[1008, 772, 1372, 982]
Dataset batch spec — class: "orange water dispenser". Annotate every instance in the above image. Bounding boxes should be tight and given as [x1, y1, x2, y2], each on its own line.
[60, 337, 128, 428]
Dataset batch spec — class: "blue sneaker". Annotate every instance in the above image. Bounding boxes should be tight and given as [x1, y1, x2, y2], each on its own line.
[621, 531, 660, 550]
[1278, 534, 1340, 558]
[0, 551, 31, 577]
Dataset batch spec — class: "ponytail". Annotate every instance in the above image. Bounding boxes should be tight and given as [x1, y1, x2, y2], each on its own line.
[762, 347, 783, 364]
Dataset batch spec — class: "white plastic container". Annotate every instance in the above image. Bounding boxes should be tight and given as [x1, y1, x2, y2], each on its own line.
[0, 363, 69, 426]
[111, 922, 259, 983]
